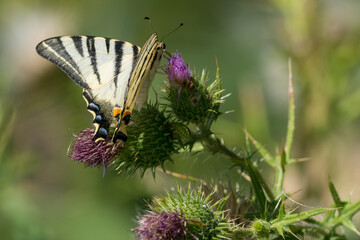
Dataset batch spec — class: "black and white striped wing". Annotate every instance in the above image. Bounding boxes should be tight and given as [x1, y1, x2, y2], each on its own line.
[36, 36, 141, 141]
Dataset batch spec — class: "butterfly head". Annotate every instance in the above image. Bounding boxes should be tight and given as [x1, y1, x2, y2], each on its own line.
[155, 41, 166, 63]
[159, 42, 166, 51]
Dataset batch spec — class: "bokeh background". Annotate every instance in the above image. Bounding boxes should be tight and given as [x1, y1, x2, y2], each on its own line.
[1, 0, 360, 239]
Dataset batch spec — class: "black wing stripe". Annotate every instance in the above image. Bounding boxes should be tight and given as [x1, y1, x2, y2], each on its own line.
[114, 41, 123, 89]
[36, 38, 90, 89]
[105, 38, 110, 54]
[132, 45, 139, 69]
[86, 36, 101, 84]
[124, 44, 141, 98]
[71, 36, 84, 57]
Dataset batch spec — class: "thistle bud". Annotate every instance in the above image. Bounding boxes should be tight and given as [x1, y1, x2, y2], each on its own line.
[251, 219, 270, 238]
[115, 103, 180, 176]
[166, 52, 223, 125]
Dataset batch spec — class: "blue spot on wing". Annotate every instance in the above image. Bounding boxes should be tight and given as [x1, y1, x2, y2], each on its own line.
[94, 115, 102, 123]
[88, 103, 100, 113]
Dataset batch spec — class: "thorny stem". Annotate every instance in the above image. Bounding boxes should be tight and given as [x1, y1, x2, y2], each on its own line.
[292, 221, 329, 236]
[195, 124, 275, 202]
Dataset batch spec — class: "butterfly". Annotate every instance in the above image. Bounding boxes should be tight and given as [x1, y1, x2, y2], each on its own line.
[36, 33, 166, 143]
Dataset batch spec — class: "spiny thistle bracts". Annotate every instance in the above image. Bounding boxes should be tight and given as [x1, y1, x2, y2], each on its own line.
[115, 103, 181, 176]
[165, 53, 224, 125]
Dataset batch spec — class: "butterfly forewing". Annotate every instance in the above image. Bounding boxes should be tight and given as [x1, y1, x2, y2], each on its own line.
[36, 36, 141, 141]
[112, 33, 165, 142]
[36, 33, 165, 143]
[124, 33, 160, 111]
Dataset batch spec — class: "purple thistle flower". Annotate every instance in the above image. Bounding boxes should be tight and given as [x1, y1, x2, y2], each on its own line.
[70, 128, 122, 167]
[166, 51, 192, 89]
[134, 210, 187, 240]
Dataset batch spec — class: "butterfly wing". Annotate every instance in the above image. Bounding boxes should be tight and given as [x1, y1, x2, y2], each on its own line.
[124, 33, 163, 112]
[112, 33, 165, 142]
[36, 36, 141, 141]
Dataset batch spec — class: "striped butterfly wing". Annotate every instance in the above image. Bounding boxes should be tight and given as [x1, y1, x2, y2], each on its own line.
[36, 36, 141, 141]
[112, 33, 165, 142]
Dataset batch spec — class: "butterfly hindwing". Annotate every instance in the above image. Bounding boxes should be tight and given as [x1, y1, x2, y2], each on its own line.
[82, 89, 113, 141]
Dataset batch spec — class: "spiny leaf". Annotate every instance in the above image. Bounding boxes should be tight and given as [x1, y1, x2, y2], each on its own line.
[327, 200, 360, 234]
[244, 129, 275, 167]
[271, 208, 330, 233]
[343, 220, 360, 235]
[245, 158, 268, 214]
[328, 180, 345, 208]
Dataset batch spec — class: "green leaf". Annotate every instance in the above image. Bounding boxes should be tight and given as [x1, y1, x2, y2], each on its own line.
[277, 203, 285, 220]
[328, 180, 344, 208]
[245, 158, 268, 214]
[244, 129, 276, 167]
[271, 208, 330, 234]
[343, 220, 360, 235]
[327, 200, 360, 233]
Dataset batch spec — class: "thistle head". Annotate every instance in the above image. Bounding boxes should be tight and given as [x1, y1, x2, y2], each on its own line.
[165, 52, 224, 126]
[133, 210, 187, 240]
[148, 186, 235, 239]
[70, 128, 122, 167]
[166, 51, 192, 88]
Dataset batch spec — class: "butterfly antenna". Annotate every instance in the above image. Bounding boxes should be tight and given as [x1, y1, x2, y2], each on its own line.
[144, 17, 156, 32]
[161, 23, 184, 42]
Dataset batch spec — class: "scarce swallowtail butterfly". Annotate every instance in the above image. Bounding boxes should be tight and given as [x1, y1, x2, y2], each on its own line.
[36, 33, 166, 143]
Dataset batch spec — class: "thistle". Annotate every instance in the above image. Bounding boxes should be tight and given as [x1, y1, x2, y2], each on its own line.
[115, 103, 181, 176]
[147, 186, 234, 239]
[70, 128, 122, 167]
[166, 51, 193, 90]
[165, 52, 223, 125]
[133, 210, 187, 240]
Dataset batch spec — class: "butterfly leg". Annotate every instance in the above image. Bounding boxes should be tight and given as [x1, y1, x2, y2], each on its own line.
[112, 116, 128, 143]
[165, 50, 172, 59]
[112, 108, 131, 143]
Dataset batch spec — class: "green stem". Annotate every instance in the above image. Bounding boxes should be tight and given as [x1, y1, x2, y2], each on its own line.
[292, 221, 329, 237]
[273, 165, 284, 197]
[195, 124, 275, 202]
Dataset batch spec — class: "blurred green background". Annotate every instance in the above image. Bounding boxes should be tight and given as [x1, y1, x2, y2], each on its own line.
[1, 0, 360, 239]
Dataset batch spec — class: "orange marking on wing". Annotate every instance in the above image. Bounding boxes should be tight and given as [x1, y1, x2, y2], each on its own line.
[122, 110, 131, 119]
[113, 108, 123, 117]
